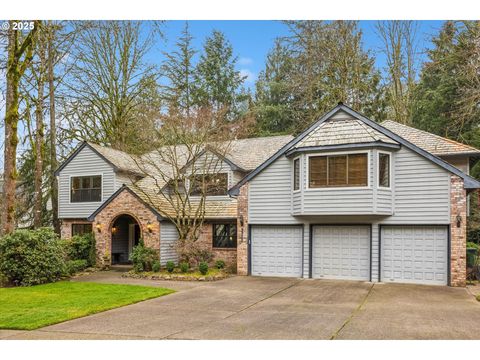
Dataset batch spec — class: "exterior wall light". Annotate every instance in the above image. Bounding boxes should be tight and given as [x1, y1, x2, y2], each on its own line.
[96, 223, 102, 233]
[146, 222, 153, 233]
[111, 226, 117, 234]
[456, 214, 463, 228]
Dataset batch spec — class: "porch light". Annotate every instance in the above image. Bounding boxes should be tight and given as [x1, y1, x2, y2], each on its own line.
[456, 214, 463, 228]
[146, 222, 153, 233]
[95, 223, 102, 233]
[111, 226, 117, 234]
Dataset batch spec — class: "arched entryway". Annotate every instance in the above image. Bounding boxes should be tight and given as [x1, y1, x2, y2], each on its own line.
[111, 214, 141, 264]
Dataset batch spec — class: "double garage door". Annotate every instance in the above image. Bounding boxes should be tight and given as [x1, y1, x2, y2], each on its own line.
[251, 224, 448, 285]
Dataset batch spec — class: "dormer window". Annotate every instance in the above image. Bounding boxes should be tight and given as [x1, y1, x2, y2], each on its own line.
[308, 153, 368, 188]
[190, 173, 228, 196]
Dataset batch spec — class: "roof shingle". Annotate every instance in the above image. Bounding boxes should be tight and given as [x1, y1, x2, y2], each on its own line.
[381, 120, 480, 156]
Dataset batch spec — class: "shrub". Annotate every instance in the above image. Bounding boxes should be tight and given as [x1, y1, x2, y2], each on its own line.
[215, 260, 225, 269]
[0, 228, 66, 286]
[166, 261, 175, 273]
[130, 240, 158, 272]
[65, 259, 89, 275]
[152, 260, 161, 272]
[64, 233, 96, 266]
[467, 241, 480, 250]
[180, 262, 189, 273]
[199, 261, 208, 275]
[177, 240, 214, 267]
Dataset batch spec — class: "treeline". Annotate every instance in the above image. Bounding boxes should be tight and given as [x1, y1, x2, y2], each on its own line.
[1, 20, 480, 233]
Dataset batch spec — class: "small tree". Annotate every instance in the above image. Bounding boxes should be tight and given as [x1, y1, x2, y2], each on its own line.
[129, 108, 238, 261]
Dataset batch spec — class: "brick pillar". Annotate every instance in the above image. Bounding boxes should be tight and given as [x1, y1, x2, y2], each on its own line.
[237, 183, 249, 275]
[450, 175, 467, 287]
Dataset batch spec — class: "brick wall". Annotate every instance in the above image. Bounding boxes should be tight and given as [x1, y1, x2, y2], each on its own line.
[450, 175, 467, 287]
[237, 184, 249, 275]
[90, 189, 160, 267]
[60, 219, 92, 239]
[196, 222, 237, 267]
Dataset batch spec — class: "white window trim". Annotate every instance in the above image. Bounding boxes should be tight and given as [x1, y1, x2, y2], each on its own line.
[377, 150, 392, 190]
[69, 173, 104, 204]
[305, 150, 371, 191]
[292, 156, 301, 193]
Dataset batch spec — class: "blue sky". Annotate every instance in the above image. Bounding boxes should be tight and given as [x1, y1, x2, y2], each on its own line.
[0, 20, 446, 170]
[150, 20, 445, 90]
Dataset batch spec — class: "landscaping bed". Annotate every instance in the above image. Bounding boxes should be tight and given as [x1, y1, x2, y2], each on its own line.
[0, 281, 174, 330]
[122, 267, 231, 281]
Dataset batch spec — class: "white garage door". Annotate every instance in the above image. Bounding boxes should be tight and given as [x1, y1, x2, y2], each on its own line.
[251, 226, 303, 277]
[312, 226, 370, 281]
[381, 226, 448, 286]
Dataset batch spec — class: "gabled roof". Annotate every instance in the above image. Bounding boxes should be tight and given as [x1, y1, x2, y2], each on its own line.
[229, 103, 480, 195]
[87, 182, 238, 221]
[294, 115, 397, 148]
[381, 120, 480, 157]
[54, 141, 144, 176]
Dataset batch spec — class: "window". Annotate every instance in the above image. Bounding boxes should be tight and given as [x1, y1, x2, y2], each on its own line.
[212, 223, 237, 248]
[72, 223, 92, 236]
[293, 158, 300, 191]
[190, 173, 228, 196]
[378, 153, 390, 188]
[71, 176, 101, 202]
[309, 153, 368, 188]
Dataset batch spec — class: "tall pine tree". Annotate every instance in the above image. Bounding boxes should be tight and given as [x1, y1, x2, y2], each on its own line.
[162, 22, 197, 116]
[194, 30, 246, 120]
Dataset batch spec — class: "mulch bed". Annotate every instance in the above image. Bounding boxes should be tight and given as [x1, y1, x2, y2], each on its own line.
[121, 270, 232, 282]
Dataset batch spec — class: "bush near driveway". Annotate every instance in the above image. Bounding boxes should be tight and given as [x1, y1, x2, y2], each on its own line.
[63, 233, 96, 267]
[0, 281, 174, 330]
[0, 228, 66, 286]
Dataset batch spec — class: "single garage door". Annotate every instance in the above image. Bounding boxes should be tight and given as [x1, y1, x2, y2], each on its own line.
[312, 226, 370, 281]
[251, 225, 303, 277]
[381, 226, 448, 286]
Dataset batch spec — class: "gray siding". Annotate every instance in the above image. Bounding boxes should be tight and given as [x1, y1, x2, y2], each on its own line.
[382, 147, 450, 224]
[248, 142, 452, 281]
[160, 222, 179, 265]
[58, 146, 116, 219]
[249, 155, 301, 224]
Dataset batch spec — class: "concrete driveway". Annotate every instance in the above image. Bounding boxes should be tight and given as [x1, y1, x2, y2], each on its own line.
[3, 271, 480, 340]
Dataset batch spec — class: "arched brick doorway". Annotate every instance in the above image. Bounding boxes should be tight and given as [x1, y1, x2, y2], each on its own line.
[110, 214, 141, 264]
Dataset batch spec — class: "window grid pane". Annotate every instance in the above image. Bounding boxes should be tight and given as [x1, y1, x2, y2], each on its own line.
[309, 153, 368, 188]
[379, 153, 390, 187]
[212, 224, 237, 248]
[293, 159, 300, 190]
[348, 154, 368, 186]
[71, 176, 101, 202]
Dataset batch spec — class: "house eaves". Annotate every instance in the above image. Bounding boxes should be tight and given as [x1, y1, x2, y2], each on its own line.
[228, 103, 480, 196]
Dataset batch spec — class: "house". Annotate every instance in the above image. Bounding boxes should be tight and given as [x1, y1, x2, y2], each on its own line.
[55, 103, 480, 287]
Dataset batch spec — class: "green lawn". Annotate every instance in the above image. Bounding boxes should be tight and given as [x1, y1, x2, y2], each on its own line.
[0, 281, 174, 330]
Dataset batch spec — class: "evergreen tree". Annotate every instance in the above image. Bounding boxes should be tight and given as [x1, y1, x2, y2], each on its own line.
[162, 22, 197, 116]
[412, 21, 458, 138]
[254, 41, 296, 135]
[266, 21, 385, 133]
[194, 30, 246, 120]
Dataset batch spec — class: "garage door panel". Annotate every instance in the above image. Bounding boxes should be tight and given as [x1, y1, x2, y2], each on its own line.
[313, 226, 370, 281]
[251, 226, 303, 277]
[381, 226, 447, 286]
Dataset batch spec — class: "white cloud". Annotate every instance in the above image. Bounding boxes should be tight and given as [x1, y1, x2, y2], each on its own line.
[238, 57, 253, 66]
[240, 69, 256, 83]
